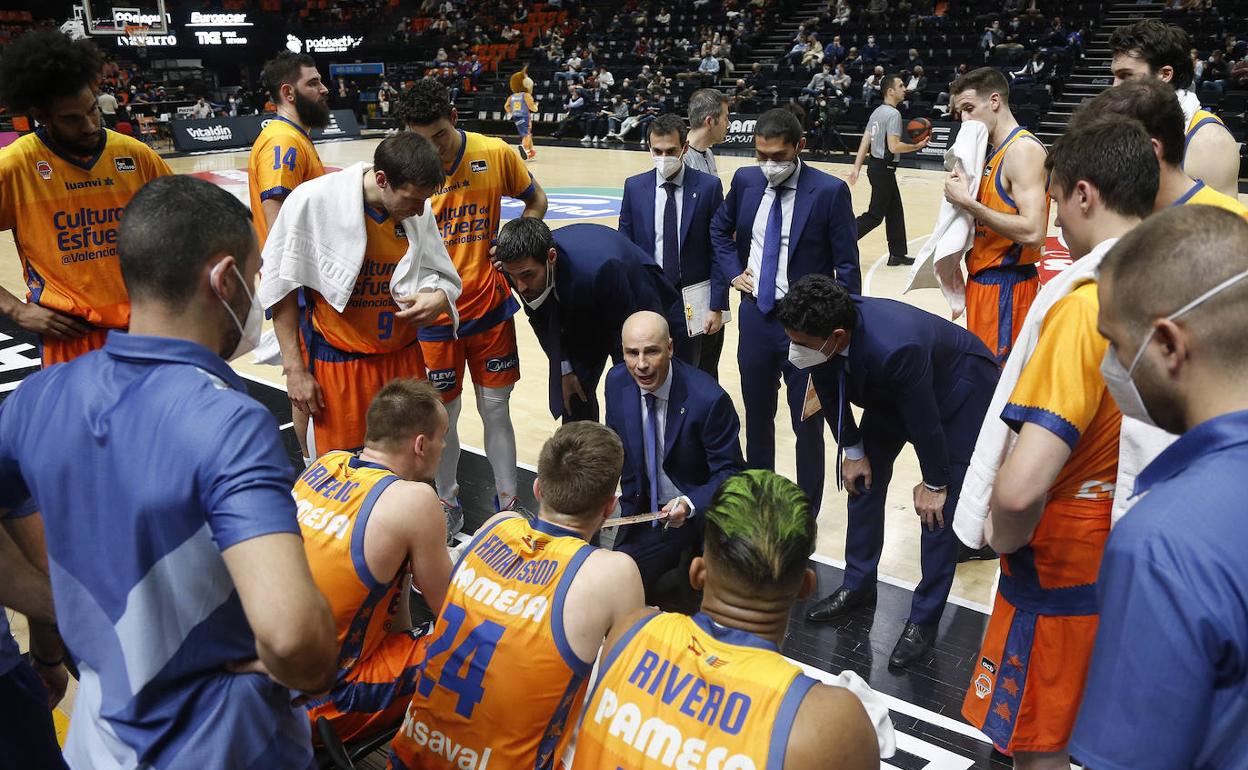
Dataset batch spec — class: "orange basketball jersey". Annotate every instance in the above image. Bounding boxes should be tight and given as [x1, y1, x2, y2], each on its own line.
[0, 128, 170, 330]
[387, 515, 596, 770]
[573, 611, 819, 770]
[966, 127, 1048, 276]
[247, 115, 325, 246]
[308, 205, 416, 355]
[295, 451, 405, 669]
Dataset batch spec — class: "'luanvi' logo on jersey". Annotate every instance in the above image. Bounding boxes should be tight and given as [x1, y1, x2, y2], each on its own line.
[114, 156, 136, 173]
[469, 159, 488, 173]
[36, 161, 52, 180]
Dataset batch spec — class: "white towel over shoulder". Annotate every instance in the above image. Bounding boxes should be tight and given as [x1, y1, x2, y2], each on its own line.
[905, 120, 989, 318]
[952, 237, 1117, 550]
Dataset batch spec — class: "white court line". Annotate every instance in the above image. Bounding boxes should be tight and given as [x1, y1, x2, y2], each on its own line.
[862, 234, 932, 297]
[810, 552, 993, 616]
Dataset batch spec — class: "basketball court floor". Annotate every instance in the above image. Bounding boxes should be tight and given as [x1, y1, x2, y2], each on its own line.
[9, 135, 1235, 767]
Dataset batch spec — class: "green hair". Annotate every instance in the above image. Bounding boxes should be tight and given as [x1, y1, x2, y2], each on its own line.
[703, 470, 815, 587]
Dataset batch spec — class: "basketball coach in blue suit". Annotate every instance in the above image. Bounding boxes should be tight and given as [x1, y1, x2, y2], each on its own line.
[777, 274, 999, 668]
[495, 218, 691, 423]
[710, 108, 861, 516]
[618, 114, 727, 377]
[605, 311, 743, 598]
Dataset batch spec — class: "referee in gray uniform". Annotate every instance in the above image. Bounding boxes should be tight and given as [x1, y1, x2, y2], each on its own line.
[683, 87, 730, 379]
[849, 73, 928, 266]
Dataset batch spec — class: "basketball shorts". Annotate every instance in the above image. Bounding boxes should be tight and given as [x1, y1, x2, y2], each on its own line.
[966, 271, 1039, 364]
[41, 327, 110, 367]
[961, 592, 1099, 754]
[303, 338, 426, 454]
[419, 317, 520, 403]
[308, 631, 431, 745]
[513, 117, 531, 138]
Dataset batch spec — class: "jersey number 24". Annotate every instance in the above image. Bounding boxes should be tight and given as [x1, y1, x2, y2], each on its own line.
[416, 602, 506, 718]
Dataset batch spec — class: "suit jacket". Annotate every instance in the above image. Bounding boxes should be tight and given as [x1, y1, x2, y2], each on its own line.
[810, 296, 999, 487]
[523, 224, 684, 415]
[710, 162, 861, 298]
[618, 166, 729, 311]
[605, 359, 744, 537]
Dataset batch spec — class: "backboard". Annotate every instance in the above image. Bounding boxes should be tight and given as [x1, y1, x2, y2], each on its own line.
[80, 0, 169, 35]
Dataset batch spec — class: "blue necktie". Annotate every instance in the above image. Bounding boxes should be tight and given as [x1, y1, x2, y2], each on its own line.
[757, 186, 786, 315]
[662, 182, 680, 285]
[644, 392, 661, 515]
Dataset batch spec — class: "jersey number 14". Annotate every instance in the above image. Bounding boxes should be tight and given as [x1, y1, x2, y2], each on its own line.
[272, 146, 297, 171]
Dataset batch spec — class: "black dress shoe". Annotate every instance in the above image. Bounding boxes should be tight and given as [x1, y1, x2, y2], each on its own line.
[889, 622, 937, 668]
[887, 254, 915, 266]
[805, 585, 877, 623]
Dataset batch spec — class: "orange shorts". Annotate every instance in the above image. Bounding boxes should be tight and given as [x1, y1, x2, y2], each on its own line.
[41, 327, 111, 367]
[961, 591, 1099, 754]
[418, 317, 519, 402]
[308, 630, 431, 745]
[966, 269, 1039, 364]
[304, 339, 426, 454]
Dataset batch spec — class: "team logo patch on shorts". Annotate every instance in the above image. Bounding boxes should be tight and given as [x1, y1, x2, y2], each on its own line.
[114, 156, 136, 173]
[980, 656, 997, 675]
[427, 368, 457, 391]
[36, 160, 52, 180]
[485, 354, 518, 372]
[974, 672, 993, 699]
[470, 159, 488, 173]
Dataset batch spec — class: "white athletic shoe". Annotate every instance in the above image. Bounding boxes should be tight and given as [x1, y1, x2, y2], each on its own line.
[580, 135, 592, 142]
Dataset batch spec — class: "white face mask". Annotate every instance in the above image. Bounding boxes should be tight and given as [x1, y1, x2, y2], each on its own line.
[522, 260, 556, 310]
[212, 262, 262, 361]
[788, 337, 833, 370]
[653, 155, 682, 179]
[758, 159, 796, 186]
[1100, 267, 1248, 428]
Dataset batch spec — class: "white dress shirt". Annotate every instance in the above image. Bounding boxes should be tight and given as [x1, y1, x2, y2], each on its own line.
[640, 364, 695, 516]
[747, 161, 801, 302]
[652, 164, 685, 266]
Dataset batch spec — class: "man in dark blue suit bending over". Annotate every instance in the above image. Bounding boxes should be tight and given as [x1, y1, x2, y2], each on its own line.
[710, 108, 860, 516]
[618, 114, 727, 378]
[777, 275, 999, 668]
[605, 311, 744, 598]
[495, 218, 690, 423]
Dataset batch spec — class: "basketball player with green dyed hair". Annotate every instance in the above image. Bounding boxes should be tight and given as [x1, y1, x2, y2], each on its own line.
[573, 470, 881, 770]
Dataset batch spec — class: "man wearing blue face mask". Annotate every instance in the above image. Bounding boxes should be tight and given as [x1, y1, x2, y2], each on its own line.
[619, 114, 727, 375]
[0, 175, 339, 769]
[776, 274, 998, 667]
[710, 108, 860, 518]
[1070, 205, 1248, 769]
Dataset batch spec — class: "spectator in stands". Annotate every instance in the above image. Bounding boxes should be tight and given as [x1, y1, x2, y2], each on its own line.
[656, 6, 671, 24]
[1191, 48, 1206, 85]
[98, 88, 118, 127]
[633, 36, 652, 62]
[785, 35, 809, 70]
[437, 65, 460, 102]
[192, 97, 212, 119]
[981, 20, 1003, 55]
[904, 48, 924, 70]
[553, 83, 586, 139]
[1203, 49, 1229, 93]
[831, 62, 852, 101]
[802, 35, 825, 70]
[844, 46, 864, 72]
[833, 0, 851, 24]
[697, 51, 721, 84]
[862, 65, 886, 104]
[464, 54, 483, 91]
[802, 62, 837, 104]
[826, 34, 845, 62]
[732, 78, 759, 112]
[862, 34, 880, 63]
[554, 62, 583, 85]
[866, 0, 889, 22]
[604, 95, 629, 140]
[904, 66, 927, 106]
[1011, 52, 1048, 86]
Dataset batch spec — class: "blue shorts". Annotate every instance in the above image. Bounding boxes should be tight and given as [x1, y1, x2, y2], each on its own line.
[513, 118, 531, 138]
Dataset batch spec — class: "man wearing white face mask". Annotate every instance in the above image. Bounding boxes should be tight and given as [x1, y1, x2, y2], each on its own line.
[619, 114, 727, 375]
[777, 274, 998, 668]
[0, 175, 339, 769]
[710, 108, 860, 518]
[1070, 205, 1248, 770]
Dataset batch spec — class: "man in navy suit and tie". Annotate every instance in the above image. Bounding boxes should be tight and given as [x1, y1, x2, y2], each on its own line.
[710, 108, 861, 516]
[618, 114, 727, 378]
[777, 275, 999, 667]
[495, 217, 691, 423]
[605, 311, 744, 598]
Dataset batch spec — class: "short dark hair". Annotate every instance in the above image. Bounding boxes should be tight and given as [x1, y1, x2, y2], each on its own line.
[395, 78, 454, 126]
[704, 470, 815, 589]
[373, 132, 445, 189]
[950, 66, 1010, 104]
[119, 176, 255, 305]
[775, 274, 857, 337]
[1046, 115, 1158, 219]
[1076, 79, 1184, 167]
[538, 422, 624, 519]
[495, 216, 554, 265]
[884, 72, 905, 93]
[262, 50, 317, 97]
[754, 107, 803, 146]
[648, 113, 688, 145]
[365, 378, 444, 451]
[688, 87, 729, 128]
[1109, 20, 1193, 90]
[0, 31, 102, 113]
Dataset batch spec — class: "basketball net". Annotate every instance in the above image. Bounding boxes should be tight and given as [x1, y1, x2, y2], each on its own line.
[125, 24, 150, 55]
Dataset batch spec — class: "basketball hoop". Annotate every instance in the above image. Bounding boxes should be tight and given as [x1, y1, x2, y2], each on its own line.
[124, 24, 151, 55]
